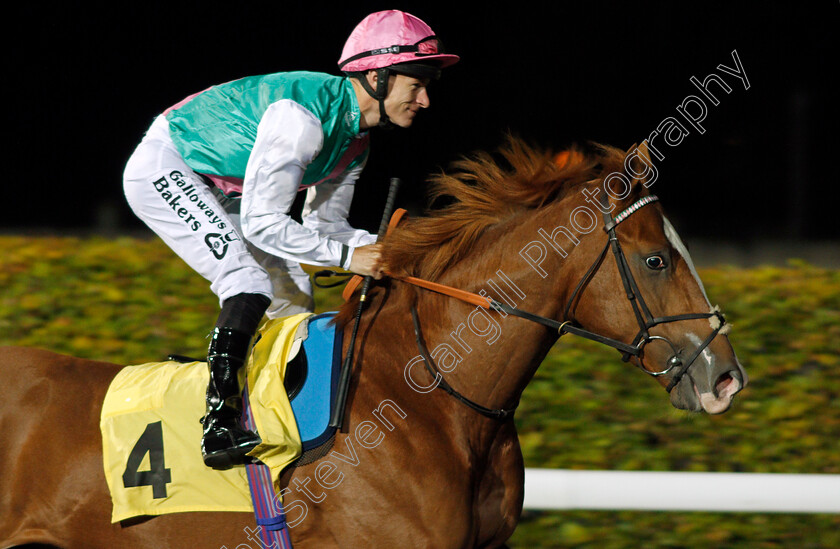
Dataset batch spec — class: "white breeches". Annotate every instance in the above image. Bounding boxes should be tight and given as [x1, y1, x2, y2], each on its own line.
[123, 115, 314, 318]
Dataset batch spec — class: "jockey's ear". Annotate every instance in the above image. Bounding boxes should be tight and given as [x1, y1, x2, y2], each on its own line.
[624, 142, 659, 188]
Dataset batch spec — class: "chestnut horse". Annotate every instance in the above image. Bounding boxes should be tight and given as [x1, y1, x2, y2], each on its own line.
[1, 140, 746, 548]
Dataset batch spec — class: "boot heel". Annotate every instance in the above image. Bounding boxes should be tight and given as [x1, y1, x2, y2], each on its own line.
[202, 428, 261, 469]
[203, 449, 236, 470]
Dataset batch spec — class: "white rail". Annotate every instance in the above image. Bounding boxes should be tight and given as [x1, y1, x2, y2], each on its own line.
[523, 468, 840, 513]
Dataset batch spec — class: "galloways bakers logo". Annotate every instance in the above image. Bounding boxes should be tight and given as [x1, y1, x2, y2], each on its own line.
[152, 170, 239, 259]
[205, 232, 237, 259]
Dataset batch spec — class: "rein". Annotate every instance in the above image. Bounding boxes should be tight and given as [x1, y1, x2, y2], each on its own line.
[410, 306, 516, 420]
[319, 195, 727, 420]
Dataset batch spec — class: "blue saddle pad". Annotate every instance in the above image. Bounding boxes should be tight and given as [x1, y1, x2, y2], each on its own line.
[289, 312, 342, 450]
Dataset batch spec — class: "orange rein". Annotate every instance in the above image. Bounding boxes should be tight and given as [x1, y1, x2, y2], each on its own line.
[341, 208, 493, 310]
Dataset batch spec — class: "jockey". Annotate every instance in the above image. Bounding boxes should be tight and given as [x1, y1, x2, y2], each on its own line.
[122, 10, 458, 470]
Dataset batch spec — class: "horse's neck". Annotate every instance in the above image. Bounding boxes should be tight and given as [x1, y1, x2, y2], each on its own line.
[408, 202, 582, 424]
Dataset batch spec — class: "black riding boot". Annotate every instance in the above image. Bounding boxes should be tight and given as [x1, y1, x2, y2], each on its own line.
[201, 326, 262, 470]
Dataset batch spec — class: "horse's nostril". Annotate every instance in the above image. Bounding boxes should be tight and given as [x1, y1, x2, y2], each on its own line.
[715, 371, 739, 398]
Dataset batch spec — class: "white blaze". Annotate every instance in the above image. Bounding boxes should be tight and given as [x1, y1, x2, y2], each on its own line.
[662, 216, 711, 307]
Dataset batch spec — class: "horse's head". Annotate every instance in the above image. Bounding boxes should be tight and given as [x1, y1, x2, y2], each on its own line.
[375, 137, 746, 414]
[566, 143, 747, 414]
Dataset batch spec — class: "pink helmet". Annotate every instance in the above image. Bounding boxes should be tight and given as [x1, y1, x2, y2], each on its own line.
[338, 10, 459, 77]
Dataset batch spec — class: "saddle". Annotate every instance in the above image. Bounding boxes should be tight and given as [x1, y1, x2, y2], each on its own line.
[280, 312, 343, 460]
[100, 311, 343, 523]
[170, 312, 342, 457]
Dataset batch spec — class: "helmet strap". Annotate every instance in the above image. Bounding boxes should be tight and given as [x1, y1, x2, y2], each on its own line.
[373, 68, 394, 129]
[354, 68, 395, 129]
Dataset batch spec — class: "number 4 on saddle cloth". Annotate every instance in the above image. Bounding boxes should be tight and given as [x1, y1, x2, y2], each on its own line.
[99, 312, 342, 523]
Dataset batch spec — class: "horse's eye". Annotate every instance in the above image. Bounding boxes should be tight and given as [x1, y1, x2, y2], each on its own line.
[645, 255, 667, 270]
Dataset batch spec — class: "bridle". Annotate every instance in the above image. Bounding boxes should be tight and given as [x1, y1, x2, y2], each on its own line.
[410, 194, 728, 418]
[322, 194, 728, 420]
[555, 194, 726, 392]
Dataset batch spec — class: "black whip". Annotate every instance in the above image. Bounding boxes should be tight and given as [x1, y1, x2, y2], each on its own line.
[329, 177, 401, 429]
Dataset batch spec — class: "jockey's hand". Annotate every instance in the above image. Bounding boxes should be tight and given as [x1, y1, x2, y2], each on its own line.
[349, 243, 385, 279]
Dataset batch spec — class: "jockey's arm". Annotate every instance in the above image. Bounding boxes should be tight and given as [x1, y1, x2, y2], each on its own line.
[300, 162, 375, 246]
[240, 100, 362, 270]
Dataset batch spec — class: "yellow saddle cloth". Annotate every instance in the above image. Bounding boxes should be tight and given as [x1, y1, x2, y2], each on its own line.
[100, 312, 311, 523]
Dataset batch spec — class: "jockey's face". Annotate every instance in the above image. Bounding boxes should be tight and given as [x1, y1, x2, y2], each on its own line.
[382, 74, 431, 128]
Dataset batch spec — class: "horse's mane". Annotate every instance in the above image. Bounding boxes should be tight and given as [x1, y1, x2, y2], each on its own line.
[334, 136, 627, 326]
[382, 136, 626, 281]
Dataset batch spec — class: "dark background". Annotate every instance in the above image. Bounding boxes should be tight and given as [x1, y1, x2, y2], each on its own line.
[6, 2, 838, 244]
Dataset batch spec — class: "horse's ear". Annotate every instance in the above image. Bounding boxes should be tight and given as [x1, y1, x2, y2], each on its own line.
[624, 141, 658, 188]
